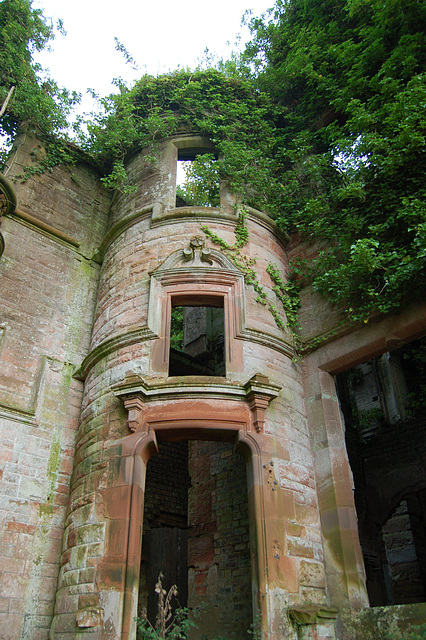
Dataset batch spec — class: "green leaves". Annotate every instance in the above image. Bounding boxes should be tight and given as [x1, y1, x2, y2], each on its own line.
[240, 0, 426, 322]
[2, 0, 423, 326]
[0, 0, 80, 141]
[177, 154, 220, 207]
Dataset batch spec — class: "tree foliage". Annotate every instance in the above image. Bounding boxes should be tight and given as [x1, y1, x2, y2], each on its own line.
[1, 0, 425, 324]
[77, 69, 282, 202]
[242, 0, 426, 321]
[0, 0, 79, 143]
[176, 154, 220, 207]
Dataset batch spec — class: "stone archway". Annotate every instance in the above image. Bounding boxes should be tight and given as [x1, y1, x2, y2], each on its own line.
[109, 385, 277, 640]
[138, 436, 253, 640]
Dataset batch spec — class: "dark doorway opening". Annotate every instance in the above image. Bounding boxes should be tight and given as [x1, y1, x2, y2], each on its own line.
[335, 338, 426, 606]
[138, 439, 253, 640]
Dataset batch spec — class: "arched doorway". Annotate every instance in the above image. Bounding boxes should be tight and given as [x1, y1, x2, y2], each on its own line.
[113, 374, 280, 640]
[139, 438, 253, 640]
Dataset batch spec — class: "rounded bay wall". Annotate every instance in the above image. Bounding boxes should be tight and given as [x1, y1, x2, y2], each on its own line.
[51, 141, 327, 640]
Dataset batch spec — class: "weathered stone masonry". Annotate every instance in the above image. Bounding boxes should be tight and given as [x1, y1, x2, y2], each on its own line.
[0, 132, 425, 640]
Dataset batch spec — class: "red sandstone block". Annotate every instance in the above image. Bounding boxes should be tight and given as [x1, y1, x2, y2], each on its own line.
[288, 538, 314, 559]
[79, 567, 95, 584]
[0, 612, 24, 640]
[53, 492, 69, 507]
[295, 503, 320, 527]
[0, 597, 9, 613]
[0, 573, 29, 599]
[0, 557, 25, 574]
[194, 572, 207, 586]
[30, 629, 51, 640]
[36, 601, 55, 617]
[286, 522, 305, 538]
[40, 562, 60, 578]
[8, 598, 27, 614]
[6, 521, 36, 535]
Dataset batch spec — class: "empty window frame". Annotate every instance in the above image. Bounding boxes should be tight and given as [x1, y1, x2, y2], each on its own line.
[176, 148, 219, 208]
[169, 298, 225, 376]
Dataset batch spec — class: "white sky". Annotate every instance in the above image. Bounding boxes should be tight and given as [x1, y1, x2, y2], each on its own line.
[33, 0, 273, 115]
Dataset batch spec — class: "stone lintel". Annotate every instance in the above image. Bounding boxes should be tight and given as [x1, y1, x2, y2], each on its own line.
[112, 373, 281, 432]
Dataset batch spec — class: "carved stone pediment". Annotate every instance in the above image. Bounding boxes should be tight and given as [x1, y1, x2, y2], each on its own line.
[150, 235, 242, 274]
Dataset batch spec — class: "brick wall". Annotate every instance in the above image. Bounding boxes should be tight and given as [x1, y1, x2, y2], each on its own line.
[188, 441, 252, 640]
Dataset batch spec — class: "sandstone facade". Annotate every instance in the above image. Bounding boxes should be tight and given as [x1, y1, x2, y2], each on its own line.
[0, 133, 425, 640]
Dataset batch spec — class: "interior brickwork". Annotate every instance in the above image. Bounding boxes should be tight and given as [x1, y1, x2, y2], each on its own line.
[336, 344, 426, 608]
[137, 440, 252, 640]
[188, 441, 252, 640]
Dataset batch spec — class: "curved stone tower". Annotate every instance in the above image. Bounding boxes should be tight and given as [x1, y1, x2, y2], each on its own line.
[44, 133, 370, 640]
[2, 130, 425, 640]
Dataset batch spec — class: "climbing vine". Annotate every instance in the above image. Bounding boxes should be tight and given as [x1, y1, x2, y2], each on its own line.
[201, 209, 300, 336]
[266, 263, 301, 331]
[15, 136, 79, 182]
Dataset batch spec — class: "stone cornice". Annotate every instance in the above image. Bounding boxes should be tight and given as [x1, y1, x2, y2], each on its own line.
[150, 203, 290, 246]
[112, 373, 282, 433]
[0, 402, 37, 426]
[112, 373, 281, 403]
[91, 204, 154, 264]
[73, 327, 158, 380]
[239, 327, 294, 359]
[74, 324, 295, 381]
[9, 207, 80, 248]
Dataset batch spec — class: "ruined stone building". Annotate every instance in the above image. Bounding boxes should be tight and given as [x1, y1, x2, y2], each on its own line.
[0, 132, 425, 640]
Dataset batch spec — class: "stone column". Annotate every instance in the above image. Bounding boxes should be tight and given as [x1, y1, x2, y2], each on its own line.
[303, 360, 369, 611]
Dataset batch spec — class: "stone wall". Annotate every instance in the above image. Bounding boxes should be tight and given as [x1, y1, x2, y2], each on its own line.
[0, 135, 110, 640]
[188, 441, 252, 640]
[0, 131, 425, 640]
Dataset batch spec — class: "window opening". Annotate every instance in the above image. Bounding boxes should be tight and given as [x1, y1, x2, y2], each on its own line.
[335, 338, 426, 605]
[176, 149, 219, 208]
[138, 439, 253, 639]
[169, 304, 225, 377]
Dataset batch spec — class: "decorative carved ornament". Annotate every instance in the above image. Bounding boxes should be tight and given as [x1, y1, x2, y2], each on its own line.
[150, 236, 241, 275]
[182, 235, 212, 266]
[112, 373, 281, 434]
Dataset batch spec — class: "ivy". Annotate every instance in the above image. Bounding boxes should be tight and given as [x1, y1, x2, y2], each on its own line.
[201, 213, 268, 308]
[16, 137, 79, 181]
[201, 212, 301, 335]
[242, 0, 426, 323]
[266, 263, 301, 331]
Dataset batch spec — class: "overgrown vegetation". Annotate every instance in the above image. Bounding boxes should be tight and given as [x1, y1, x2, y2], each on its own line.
[0, 0, 79, 164]
[242, 0, 426, 322]
[1, 0, 425, 326]
[201, 210, 300, 334]
[137, 573, 260, 640]
[176, 154, 220, 207]
[137, 574, 196, 640]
